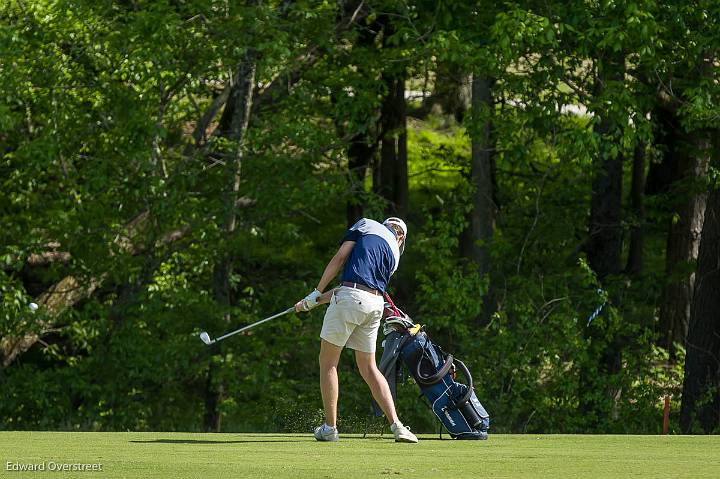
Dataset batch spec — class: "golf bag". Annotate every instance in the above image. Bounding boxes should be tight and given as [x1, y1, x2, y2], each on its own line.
[376, 298, 490, 440]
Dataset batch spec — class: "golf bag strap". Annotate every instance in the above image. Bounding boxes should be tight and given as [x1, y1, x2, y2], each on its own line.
[416, 353, 454, 386]
[384, 292, 402, 318]
[453, 359, 474, 405]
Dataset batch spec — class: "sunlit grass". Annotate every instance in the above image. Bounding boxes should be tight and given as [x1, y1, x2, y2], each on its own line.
[2, 432, 719, 478]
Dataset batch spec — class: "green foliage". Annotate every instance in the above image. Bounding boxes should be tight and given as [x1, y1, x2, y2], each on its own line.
[2, 0, 715, 435]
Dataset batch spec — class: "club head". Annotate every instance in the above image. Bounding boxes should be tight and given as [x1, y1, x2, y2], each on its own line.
[199, 331, 212, 345]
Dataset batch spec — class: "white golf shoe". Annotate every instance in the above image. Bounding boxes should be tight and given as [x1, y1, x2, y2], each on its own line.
[314, 424, 339, 442]
[391, 422, 418, 443]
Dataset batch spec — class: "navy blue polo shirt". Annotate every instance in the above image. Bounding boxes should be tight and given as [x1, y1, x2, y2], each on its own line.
[340, 218, 401, 293]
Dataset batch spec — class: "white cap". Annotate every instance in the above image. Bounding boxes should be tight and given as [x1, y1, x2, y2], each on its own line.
[383, 217, 407, 254]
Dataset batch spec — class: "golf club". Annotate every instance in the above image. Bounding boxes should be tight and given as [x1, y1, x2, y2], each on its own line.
[199, 306, 295, 346]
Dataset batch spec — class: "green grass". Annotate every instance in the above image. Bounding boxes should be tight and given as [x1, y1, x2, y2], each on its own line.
[2, 432, 719, 478]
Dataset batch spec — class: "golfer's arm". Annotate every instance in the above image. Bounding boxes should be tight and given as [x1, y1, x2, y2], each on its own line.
[316, 241, 355, 293]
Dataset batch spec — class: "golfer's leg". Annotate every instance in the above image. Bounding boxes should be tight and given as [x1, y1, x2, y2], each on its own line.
[354, 350, 399, 424]
[319, 339, 343, 427]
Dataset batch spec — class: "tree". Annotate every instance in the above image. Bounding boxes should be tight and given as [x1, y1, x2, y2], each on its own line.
[377, 71, 409, 217]
[2, 0, 719, 436]
[463, 73, 497, 322]
[418, 59, 471, 122]
[372, 12, 411, 218]
[625, 143, 647, 275]
[647, 1, 717, 356]
[428, 2, 501, 322]
[656, 117, 710, 354]
[586, 54, 626, 279]
[681, 185, 720, 433]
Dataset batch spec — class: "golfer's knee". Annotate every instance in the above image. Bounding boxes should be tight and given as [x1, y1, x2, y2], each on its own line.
[356, 362, 371, 379]
[319, 340, 342, 371]
[319, 355, 337, 372]
[355, 355, 378, 379]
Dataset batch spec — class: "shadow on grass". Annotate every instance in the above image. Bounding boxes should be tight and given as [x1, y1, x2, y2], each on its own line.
[129, 434, 408, 445]
[130, 439, 305, 444]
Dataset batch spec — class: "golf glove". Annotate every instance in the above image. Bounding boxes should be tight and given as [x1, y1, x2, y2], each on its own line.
[297, 289, 322, 312]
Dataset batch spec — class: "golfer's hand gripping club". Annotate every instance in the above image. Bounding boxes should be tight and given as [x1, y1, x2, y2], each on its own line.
[295, 288, 321, 312]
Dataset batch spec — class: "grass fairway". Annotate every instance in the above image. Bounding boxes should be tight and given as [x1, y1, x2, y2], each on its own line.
[2, 432, 719, 478]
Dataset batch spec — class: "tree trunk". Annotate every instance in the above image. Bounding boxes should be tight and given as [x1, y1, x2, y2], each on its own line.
[645, 105, 682, 196]
[394, 75, 408, 218]
[377, 73, 396, 206]
[206, 50, 257, 433]
[587, 142, 624, 278]
[587, 56, 625, 279]
[658, 132, 709, 355]
[580, 56, 626, 429]
[346, 134, 374, 226]
[337, 3, 377, 226]
[587, 148, 624, 277]
[681, 183, 720, 433]
[462, 74, 495, 277]
[625, 143, 646, 275]
[376, 73, 408, 217]
[203, 361, 224, 433]
[418, 60, 471, 122]
[460, 73, 497, 323]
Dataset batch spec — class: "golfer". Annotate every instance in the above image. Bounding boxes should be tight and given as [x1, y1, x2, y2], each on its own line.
[295, 217, 418, 443]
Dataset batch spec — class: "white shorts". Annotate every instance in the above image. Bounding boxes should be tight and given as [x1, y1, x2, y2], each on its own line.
[320, 286, 385, 353]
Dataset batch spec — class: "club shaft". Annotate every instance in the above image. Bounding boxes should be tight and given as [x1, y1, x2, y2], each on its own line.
[213, 307, 294, 343]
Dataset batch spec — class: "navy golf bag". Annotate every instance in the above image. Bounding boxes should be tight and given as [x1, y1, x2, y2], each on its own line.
[376, 299, 490, 440]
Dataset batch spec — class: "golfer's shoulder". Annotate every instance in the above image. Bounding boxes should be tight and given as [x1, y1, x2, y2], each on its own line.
[349, 217, 384, 234]
[350, 220, 397, 253]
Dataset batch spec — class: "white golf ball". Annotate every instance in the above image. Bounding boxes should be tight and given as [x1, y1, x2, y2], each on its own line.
[29, 302, 38, 312]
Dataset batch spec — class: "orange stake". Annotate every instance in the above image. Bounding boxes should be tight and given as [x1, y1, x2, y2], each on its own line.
[662, 395, 670, 435]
